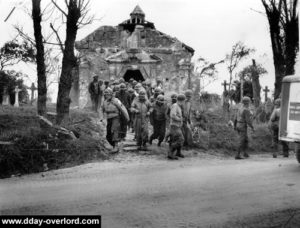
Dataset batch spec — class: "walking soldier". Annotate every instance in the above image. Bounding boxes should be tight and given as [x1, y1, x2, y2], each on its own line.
[234, 96, 254, 159]
[149, 95, 168, 146]
[131, 90, 152, 150]
[168, 94, 185, 160]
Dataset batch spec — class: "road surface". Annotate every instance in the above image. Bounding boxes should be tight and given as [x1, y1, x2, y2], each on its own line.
[0, 152, 299, 227]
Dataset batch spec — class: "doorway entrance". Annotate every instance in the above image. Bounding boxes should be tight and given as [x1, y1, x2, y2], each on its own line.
[123, 70, 144, 82]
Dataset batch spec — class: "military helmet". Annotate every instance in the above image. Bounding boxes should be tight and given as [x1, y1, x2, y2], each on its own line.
[177, 94, 186, 101]
[113, 85, 120, 92]
[185, 89, 193, 98]
[154, 87, 161, 94]
[134, 83, 141, 90]
[139, 90, 146, 96]
[242, 96, 251, 104]
[156, 95, 164, 103]
[104, 88, 113, 95]
[171, 93, 178, 100]
[274, 98, 281, 106]
[129, 78, 134, 83]
[119, 78, 125, 83]
[142, 81, 147, 87]
[104, 80, 109, 85]
[120, 83, 126, 89]
[128, 88, 134, 93]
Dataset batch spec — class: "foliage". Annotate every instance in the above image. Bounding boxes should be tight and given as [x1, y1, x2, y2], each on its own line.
[230, 80, 253, 103]
[0, 71, 29, 104]
[225, 42, 255, 89]
[238, 63, 268, 80]
[0, 40, 35, 70]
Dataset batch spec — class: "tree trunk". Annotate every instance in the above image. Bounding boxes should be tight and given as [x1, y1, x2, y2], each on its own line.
[251, 59, 261, 108]
[56, 0, 81, 124]
[32, 0, 47, 115]
[285, 16, 299, 75]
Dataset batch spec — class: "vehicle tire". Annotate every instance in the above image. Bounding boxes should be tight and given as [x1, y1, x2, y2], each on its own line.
[296, 143, 300, 163]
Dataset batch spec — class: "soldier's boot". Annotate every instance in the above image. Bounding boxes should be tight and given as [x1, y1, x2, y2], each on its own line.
[235, 150, 242, 160]
[111, 142, 119, 153]
[243, 151, 249, 158]
[157, 140, 163, 147]
[273, 143, 278, 158]
[176, 146, 184, 158]
[168, 147, 178, 160]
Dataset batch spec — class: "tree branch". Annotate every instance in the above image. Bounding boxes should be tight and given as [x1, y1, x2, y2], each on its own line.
[51, 0, 67, 17]
[50, 23, 64, 52]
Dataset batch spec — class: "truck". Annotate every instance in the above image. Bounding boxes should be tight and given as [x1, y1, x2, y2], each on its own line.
[279, 75, 300, 163]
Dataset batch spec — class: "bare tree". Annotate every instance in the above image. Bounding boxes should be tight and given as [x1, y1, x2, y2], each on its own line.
[261, 0, 299, 98]
[225, 42, 255, 90]
[53, 0, 94, 124]
[32, 0, 47, 116]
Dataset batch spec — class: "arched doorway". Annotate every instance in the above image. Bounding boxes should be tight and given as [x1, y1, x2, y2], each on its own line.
[123, 70, 144, 82]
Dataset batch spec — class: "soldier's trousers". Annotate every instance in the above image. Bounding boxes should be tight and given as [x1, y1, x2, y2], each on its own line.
[134, 117, 149, 146]
[169, 125, 184, 149]
[272, 124, 289, 155]
[182, 121, 193, 146]
[237, 128, 248, 152]
[150, 120, 166, 143]
[119, 116, 128, 140]
[106, 117, 120, 147]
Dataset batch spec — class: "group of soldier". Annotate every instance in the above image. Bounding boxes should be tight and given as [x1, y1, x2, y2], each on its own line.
[234, 96, 289, 160]
[88, 74, 193, 160]
[89, 75, 289, 160]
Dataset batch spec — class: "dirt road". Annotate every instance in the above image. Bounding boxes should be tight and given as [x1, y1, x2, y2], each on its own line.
[0, 152, 299, 227]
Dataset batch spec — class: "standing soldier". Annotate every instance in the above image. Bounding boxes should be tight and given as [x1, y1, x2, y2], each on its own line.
[101, 88, 125, 153]
[269, 98, 289, 158]
[131, 90, 152, 150]
[168, 94, 185, 160]
[182, 90, 194, 147]
[149, 95, 168, 146]
[150, 87, 162, 103]
[88, 75, 102, 112]
[127, 88, 136, 132]
[116, 83, 131, 140]
[234, 96, 255, 159]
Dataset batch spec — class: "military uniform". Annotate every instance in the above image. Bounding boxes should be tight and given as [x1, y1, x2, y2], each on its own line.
[182, 92, 193, 147]
[149, 95, 168, 146]
[234, 97, 254, 159]
[88, 77, 102, 112]
[131, 91, 152, 149]
[168, 94, 185, 159]
[270, 99, 289, 157]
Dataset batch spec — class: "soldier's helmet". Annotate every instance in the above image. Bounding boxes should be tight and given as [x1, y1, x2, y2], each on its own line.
[132, 80, 137, 86]
[139, 90, 146, 99]
[129, 78, 134, 83]
[171, 93, 178, 100]
[134, 83, 141, 90]
[113, 85, 120, 92]
[156, 95, 165, 104]
[120, 83, 126, 90]
[177, 94, 186, 101]
[185, 89, 193, 98]
[146, 80, 151, 86]
[242, 96, 251, 104]
[104, 80, 109, 86]
[142, 81, 147, 87]
[274, 98, 281, 107]
[119, 78, 125, 83]
[104, 88, 113, 95]
[93, 74, 98, 79]
[128, 88, 134, 93]
[154, 87, 161, 94]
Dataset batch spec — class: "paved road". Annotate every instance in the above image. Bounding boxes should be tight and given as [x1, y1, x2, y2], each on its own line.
[0, 154, 299, 227]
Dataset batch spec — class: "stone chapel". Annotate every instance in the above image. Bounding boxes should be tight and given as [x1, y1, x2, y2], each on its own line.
[71, 5, 194, 108]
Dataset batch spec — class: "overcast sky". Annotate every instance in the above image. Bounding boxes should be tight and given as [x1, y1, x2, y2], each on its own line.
[0, 0, 276, 98]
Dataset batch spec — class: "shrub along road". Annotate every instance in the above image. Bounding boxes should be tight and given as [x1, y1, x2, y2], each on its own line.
[0, 153, 299, 227]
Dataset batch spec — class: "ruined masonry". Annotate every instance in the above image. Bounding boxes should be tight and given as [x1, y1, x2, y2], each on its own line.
[71, 5, 194, 108]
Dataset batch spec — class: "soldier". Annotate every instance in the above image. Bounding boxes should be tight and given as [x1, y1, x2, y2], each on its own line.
[116, 83, 131, 140]
[88, 75, 102, 112]
[269, 98, 289, 158]
[150, 87, 162, 103]
[234, 96, 255, 159]
[131, 90, 152, 150]
[149, 95, 168, 146]
[104, 80, 110, 89]
[168, 94, 185, 159]
[101, 88, 124, 153]
[127, 88, 136, 132]
[182, 90, 194, 147]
